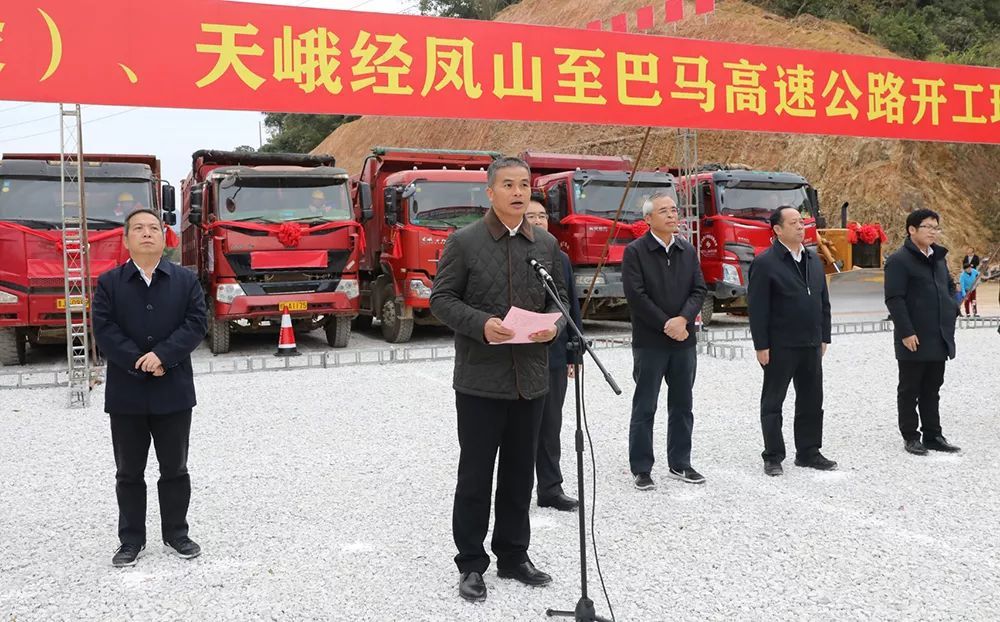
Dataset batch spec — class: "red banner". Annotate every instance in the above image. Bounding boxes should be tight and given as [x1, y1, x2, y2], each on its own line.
[0, 0, 998, 143]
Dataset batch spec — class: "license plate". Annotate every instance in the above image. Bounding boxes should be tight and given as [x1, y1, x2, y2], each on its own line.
[56, 297, 89, 309]
[278, 300, 308, 311]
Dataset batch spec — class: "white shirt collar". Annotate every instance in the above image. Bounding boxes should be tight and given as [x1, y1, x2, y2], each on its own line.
[131, 259, 159, 286]
[924, 246, 934, 257]
[780, 240, 804, 262]
[650, 231, 675, 253]
[506, 219, 523, 237]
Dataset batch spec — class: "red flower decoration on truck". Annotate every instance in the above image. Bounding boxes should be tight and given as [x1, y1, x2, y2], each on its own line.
[276, 222, 303, 247]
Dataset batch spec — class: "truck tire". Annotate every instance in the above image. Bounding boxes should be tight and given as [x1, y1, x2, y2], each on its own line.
[209, 317, 231, 354]
[380, 297, 414, 343]
[0, 328, 27, 366]
[325, 315, 351, 348]
[700, 295, 714, 327]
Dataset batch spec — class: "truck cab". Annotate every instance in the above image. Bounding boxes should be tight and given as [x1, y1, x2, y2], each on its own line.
[353, 147, 498, 343]
[181, 150, 360, 353]
[683, 168, 821, 323]
[521, 152, 679, 320]
[0, 153, 170, 365]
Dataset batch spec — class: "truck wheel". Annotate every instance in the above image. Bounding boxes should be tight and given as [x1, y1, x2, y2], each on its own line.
[380, 298, 414, 343]
[325, 315, 351, 348]
[700, 295, 714, 327]
[0, 328, 27, 366]
[209, 317, 231, 354]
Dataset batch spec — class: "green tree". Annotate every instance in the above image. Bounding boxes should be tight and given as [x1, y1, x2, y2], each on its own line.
[259, 113, 359, 154]
[418, 0, 519, 20]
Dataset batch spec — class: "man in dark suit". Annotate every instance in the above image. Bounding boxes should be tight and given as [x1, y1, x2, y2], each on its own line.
[93, 209, 207, 567]
[961, 246, 980, 270]
[747, 206, 835, 477]
[525, 194, 582, 512]
[430, 157, 567, 603]
[884, 209, 961, 455]
[622, 192, 707, 490]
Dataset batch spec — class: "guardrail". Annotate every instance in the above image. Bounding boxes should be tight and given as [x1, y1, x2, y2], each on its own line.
[2, 317, 997, 390]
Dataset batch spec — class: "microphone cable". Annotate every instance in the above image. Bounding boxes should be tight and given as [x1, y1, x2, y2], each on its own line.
[579, 361, 617, 621]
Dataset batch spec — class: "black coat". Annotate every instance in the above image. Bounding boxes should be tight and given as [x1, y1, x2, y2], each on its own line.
[884, 238, 958, 361]
[549, 251, 583, 369]
[962, 254, 980, 270]
[747, 239, 831, 351]
[93, 259, 208, 415]
[622, 232, 707, 349]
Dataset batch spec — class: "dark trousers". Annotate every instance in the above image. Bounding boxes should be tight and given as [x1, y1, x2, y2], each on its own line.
[629, 346, 697, 474]
[110, 410, 192, 546]
[453, 392, 544, 574]
[536, 367, 568, 500]
[760, 346, 824, 462]
[897, 360, 946, 442]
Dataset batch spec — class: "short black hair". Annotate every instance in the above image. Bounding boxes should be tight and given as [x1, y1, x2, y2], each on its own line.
[124, 208, 161, 230]
[769, 205, 798, 229]
[529, 189, 545, 206]
[905, 208, 939, 233]
[487, 156, 530, 186]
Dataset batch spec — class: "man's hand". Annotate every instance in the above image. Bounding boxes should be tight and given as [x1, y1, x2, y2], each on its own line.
[821, 343, 828, 357]
[663, 316, 688, 341]
[528, 325, 557, 343]
[135, 351, 162, 373]
[152, 365, 166, 377]
[902, 335, 919, 352]
[485, 317, 515, 343]
[756, 349, 770, 366]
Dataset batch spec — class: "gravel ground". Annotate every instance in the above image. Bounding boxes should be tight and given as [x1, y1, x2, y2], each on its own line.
[1, 328, 998, 622]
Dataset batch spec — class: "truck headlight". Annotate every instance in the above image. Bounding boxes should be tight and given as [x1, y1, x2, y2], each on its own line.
[336, 278, 360, 299]
[576, 274, 605, 288]
[408, 278, 432, 299]
[0, 291, 18, 304]
[722, 263, 741, 285]
[215, 283, 245, 304]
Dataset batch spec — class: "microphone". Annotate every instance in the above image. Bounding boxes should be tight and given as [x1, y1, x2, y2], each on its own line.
[527, 257, 554, 282]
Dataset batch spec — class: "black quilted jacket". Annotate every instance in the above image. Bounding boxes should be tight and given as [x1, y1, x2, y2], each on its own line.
[430, 209, 568, 400]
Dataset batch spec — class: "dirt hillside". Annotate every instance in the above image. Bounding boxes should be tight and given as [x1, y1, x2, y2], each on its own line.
[315, 0, 1000, 260]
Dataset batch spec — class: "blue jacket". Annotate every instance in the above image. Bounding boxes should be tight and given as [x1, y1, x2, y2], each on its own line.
[93, 259, 207, 415]
[549, 251, 583, 369]
[959, 268, 979, 296]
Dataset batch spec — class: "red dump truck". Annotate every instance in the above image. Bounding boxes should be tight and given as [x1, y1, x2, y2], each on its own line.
[0, 153, 172, 365]
[520, 151, 680, 320]
[677, 166, 821, 324]
[181, 150, 361, 353]
[352, 147, 499, 342]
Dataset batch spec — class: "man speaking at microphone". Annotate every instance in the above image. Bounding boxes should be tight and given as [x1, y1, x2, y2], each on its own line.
[431, 155, 568, 603]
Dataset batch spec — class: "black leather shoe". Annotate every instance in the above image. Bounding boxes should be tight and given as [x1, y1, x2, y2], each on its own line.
[904, 439, 928, 455]
[923, 436, 961, 453]
[794, 453, 838, 471]
[764, 461, 783, 477]
[538, 493, 579, 512]
[459, 571, 487, 602]
[497, 561, 552, 586]
[112, 543, 144, 567]
[164, 536, 202, 559]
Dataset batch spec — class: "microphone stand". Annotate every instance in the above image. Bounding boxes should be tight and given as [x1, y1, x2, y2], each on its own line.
[531, 267, 620, 622]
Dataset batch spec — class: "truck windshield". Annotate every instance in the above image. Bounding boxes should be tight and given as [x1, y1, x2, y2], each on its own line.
[408, 181, 489, 228]
[217, 179, 352, 223]
[573, 180, 678, 222]
[0, 177, 153, 229]
[715, 184, 812, 221]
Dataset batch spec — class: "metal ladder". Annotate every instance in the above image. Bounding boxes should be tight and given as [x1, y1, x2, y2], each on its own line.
[675, 128, 701, 252]
[59, 104, 93, 408]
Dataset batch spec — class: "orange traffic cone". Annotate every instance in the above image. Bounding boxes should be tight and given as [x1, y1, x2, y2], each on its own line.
[274, 308, 300, 357]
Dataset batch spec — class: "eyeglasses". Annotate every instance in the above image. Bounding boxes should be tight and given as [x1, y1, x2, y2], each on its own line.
[918, 225, 943, 232]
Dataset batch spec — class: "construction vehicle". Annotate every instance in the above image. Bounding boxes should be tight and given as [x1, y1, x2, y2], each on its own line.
[181, 150, 360, 354]
[520, 151, 680, 320]
[352, 147, 499, 343]
[677, 166, 822, 324]
[0, 153, 173, 365]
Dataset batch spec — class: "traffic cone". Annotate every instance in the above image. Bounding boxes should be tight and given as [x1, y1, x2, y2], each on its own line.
[274, 308, 300, 357]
